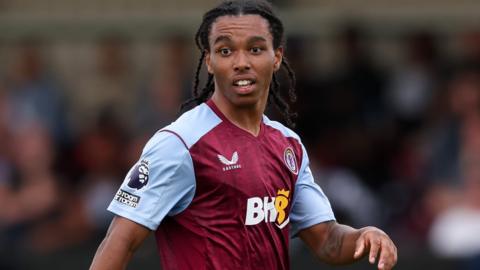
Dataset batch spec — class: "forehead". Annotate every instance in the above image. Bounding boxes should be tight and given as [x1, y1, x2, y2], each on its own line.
[209, 14, 272, 43]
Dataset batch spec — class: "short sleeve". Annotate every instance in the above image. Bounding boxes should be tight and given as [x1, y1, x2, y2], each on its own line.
[290, 145, 335, 237]
[107, 131, 196, 230]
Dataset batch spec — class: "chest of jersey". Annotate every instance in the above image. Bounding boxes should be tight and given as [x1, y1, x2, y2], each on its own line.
[154, 109, 305, 270]
[186, 121, 302, 229]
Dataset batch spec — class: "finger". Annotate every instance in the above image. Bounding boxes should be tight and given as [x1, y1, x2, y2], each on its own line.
[391, 243, 398, 268]
[379, 261, 392, 270]
[380, 257, 395, 270]
[368, 239, 381, 264]
[394, 243, 398, 263]
[377, 241, 395, 270]
[354, 237, 366, 259]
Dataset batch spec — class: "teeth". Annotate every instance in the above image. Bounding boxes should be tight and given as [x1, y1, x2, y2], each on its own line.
[235, 80, 252, 86]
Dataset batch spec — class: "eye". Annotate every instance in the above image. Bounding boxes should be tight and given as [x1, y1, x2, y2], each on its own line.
[218, 48, 232, 56]
[251, 47, 263, 54]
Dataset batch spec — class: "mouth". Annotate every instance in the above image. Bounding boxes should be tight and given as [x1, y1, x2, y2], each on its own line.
[232, 79, 256, 94]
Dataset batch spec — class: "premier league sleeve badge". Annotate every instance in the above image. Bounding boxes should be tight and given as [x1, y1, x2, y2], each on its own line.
[126, 159, 150, 190]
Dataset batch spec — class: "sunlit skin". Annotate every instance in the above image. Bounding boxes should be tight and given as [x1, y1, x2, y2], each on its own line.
[206, 14, 283, 136]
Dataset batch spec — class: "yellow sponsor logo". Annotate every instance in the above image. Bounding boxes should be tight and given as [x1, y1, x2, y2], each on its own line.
[274, 189, 290, 225]
[245, 188, 291, 228]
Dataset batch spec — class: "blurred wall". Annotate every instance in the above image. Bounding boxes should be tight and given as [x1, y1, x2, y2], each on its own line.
[1, 1, 480, 270]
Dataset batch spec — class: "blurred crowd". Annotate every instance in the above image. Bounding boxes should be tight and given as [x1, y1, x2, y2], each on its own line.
[0, 24, 479, 269]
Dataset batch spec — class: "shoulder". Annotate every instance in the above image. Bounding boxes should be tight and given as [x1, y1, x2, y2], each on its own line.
[160, 103, 222, 149]
[263, 115, 301, 143]
[263, 116, 309, 171]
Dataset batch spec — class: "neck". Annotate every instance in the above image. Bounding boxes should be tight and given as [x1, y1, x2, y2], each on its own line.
[211, 92, 267, 137]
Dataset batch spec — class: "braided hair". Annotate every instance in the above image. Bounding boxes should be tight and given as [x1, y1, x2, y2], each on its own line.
[181, 0, 297, 127]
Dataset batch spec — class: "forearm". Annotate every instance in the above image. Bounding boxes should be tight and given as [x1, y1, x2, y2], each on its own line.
[314, 222, 362, 265]
[300, 221, 370, 265]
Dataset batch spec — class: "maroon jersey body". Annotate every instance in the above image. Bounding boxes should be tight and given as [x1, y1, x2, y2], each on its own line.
[155, 101, 302, 270]
[108, 100, 335, 270]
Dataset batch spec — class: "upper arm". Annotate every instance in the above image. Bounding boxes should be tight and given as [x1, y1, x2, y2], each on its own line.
[90, 216, 150, 270]
[290, 145, 335, 237]
[105, 215, 151, 251]
[107, 131, 196, 230]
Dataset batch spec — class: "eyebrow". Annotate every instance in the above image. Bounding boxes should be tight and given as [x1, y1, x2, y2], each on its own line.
[213, 35, 232, 45]
[247, 36, 268, 44]
[213, 35, 268, 45]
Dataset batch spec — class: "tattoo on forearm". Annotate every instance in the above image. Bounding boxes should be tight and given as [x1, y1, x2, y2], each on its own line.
[320, 224, 345, 260]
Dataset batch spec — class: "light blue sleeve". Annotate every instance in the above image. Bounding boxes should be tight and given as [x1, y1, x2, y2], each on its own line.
[290, 145, 335, 237]
[107, 131, 196, 230]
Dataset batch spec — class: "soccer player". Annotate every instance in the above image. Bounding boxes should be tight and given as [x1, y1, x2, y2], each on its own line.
[90, 1, 397, 269]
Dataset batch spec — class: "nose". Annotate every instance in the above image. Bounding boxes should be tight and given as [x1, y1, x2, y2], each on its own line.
[233, 51, 251, 72]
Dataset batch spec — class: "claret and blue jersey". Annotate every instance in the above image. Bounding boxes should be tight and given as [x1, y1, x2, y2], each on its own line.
[108, 100, 335, 270]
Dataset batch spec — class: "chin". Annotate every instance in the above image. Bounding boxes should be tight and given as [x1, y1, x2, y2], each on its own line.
[229, 94, 262, 108]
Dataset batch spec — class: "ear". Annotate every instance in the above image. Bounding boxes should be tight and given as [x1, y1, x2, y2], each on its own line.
[273, 47, 283, 72]
[205, 50, 213, 74]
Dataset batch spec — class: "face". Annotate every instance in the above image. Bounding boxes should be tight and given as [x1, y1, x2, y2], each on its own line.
[206, 14, 283, 109]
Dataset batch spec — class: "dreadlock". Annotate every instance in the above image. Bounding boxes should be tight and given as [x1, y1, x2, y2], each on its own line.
[181, 0, 297, 127]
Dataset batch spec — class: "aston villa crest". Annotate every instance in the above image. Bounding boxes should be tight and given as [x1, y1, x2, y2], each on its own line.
[283, 147, 298, 175]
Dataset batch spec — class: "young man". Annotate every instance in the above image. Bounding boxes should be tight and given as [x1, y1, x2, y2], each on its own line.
[90, 1, 397, 269]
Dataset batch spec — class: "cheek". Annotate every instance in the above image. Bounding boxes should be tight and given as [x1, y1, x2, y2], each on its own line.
[209, 58, 229, 81]
[257, 58, 276, 81]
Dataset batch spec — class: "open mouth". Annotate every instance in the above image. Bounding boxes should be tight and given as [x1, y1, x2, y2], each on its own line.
[233, 79, 256, 87]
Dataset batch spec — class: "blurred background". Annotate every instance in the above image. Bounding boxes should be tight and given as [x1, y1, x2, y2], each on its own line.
[1, 0, 480, 269]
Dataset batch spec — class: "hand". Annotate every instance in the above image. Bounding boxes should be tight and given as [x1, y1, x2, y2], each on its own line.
[353, 227, 397, 270]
